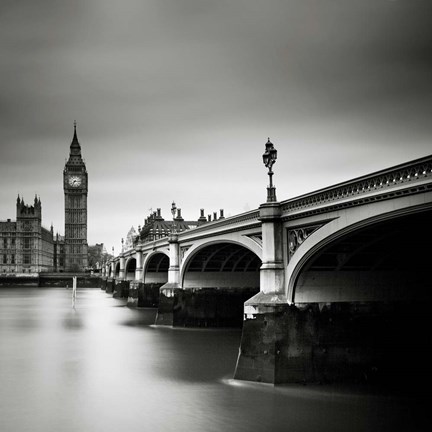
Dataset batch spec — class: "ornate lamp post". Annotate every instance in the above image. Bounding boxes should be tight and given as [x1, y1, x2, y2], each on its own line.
[171, 201, 177, 233]
[262, 138, 278, 202]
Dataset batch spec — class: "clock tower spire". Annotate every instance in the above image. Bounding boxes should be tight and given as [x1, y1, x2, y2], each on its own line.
[63, 122, 88, 272]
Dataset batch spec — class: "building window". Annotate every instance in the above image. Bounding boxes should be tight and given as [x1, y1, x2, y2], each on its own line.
[11, 255, 15, 264]
[11, 238, 15, 246]
[24, 238, 30, 249]
[3, 239, 7, 248]
[3, 255, 6, 264]
[24, 255, 30, 264]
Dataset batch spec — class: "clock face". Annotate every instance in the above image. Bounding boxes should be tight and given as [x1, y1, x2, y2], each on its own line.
[68, 175, 82, 187]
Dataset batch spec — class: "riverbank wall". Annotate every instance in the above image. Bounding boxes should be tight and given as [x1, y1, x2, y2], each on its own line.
[0, 274, 40, 287]
[0, 273, 103, 288]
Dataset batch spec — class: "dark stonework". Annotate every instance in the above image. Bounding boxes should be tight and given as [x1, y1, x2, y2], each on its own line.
[234, 301, 432, 389]
[127, 282, 161, 308]
[0, 274, 102, 288]
[106, 278, 114, 294]
[38, 275, 103, 288]
[100, 278, 108, 291]
[113, 280, 129, 298]
[155, 287, 259, 327]
[0, 275, 39, 287]
[127, 281, 139, 306]
[155, 288, 180, 326]
[138, 283, 161, 307]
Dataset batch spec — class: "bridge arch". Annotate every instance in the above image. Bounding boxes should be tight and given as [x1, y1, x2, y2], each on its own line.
[125, 257, 136, 281]
[181, 240, 261, 290]
[181, 234, 261, 274]
[287, 205, 432, 304]
[143, 250, 169, 285]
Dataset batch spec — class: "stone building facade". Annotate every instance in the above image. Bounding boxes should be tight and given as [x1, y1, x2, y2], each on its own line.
[0, 196, 55, 274]
[136, 207, 209, 244]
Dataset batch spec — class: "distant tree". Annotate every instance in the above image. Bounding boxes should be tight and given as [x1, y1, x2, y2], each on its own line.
[88, 244, 104, 269]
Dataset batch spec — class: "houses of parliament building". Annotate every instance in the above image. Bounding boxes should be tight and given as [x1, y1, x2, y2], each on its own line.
[0, 124, 89, 274]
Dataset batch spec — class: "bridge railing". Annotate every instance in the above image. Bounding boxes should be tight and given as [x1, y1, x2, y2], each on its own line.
[280, 155, 432, 214]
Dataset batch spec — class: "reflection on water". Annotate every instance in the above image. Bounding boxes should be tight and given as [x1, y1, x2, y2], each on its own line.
[0, 288, 426, 432]
[62, 309, 84, 330]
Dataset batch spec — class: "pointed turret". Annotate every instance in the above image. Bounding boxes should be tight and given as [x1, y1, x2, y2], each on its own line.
[65, 121, 86, 170]
[70, 121, 82, 156]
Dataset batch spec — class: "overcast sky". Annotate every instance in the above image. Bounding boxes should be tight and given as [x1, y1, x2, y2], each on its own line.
[1, 0, 431, 254]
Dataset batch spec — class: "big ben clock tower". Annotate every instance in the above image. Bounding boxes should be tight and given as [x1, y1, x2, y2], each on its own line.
[64, 122, 88, 272]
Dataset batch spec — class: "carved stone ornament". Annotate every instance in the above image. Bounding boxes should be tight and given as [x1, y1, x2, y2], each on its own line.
[288, 225, 322, 260]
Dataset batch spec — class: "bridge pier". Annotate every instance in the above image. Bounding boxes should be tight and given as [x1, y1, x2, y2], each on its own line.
[100, 276, 108, 291]
[235, 300, 431, 387]
[119, 254, 125, 280]
[106, 277, 114, 294]
[126, 249, 145, 307]
[110, 261, 115, 281]
[155, 234, 180, 325]
[258, 201, 284, 294]
[234, 297, 290, 383]
[113, 279, 129, 298]
[127, 281, 140, 306]
[135, 249, 143, 281]
[156, 287, 259, 327]
[127, 281, 161, 307]
[235, 200, 289, 382]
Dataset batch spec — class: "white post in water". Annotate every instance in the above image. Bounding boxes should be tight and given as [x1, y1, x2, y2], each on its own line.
[72, 276, 77, 308]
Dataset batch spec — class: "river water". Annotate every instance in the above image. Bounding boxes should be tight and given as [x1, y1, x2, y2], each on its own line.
[0, 288, 426, 432]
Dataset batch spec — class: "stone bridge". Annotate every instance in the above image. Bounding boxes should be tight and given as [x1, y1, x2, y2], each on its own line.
[102, 154, 432, 385]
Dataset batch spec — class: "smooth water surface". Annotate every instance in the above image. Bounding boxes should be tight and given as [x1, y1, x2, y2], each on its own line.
[0, 288, 426, 432]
